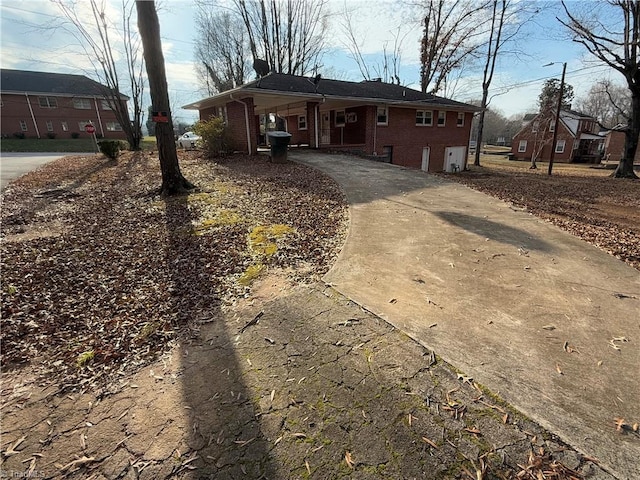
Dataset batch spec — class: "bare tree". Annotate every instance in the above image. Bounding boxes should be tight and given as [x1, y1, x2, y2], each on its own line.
[576, 80, 631, 129]
[136, 0, 193, 195]
[195, 6, 249, 94]
[529, 110, 555, 169]
[419, 0, 489, 94]
[232, 0, 328, 75]
[53, 0, 144, 150]
[559, 0, 639, 178]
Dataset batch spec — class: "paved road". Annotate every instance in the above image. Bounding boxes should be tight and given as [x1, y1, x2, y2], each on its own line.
[291, 150, 640, 480]
[0, 152, 92, 191]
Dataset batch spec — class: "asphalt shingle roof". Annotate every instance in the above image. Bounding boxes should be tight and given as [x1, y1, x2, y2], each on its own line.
[0, 69, 127, 98]
[243, 73, 478, 109]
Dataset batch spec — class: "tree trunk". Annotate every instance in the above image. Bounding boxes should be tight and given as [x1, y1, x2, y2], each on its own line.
[136, 0, 193, 195]
[612, 88, 640, 178]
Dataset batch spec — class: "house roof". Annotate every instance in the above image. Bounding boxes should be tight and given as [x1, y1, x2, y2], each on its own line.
[0, 69, 128, 99]
[183, 72, 481, 114]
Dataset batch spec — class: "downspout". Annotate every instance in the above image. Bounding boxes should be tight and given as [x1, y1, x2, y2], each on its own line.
[94, 98, 105, 137]
[230, 94, 252, 154]
[315, 105, 319, 148]
[373, 107, 377, 154]
[25, 93, 40, 138]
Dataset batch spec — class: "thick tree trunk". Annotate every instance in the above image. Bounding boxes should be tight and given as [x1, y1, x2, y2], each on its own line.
[136, 0, 193, 195]
[474, 110, 484, 167]
[612, 89, 640, 178]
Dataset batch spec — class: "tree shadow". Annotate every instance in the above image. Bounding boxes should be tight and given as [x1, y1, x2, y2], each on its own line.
[433, 210, 555, 252]
[163, 194, 276, 478]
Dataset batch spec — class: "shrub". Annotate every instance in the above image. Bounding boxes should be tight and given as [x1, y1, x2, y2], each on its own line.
[71, 132, 80, 139]
[193, 117, 230, 157]
[13, 132, 25, 139]
[46, 132, 56, 139]
[98, 140, 123, 160]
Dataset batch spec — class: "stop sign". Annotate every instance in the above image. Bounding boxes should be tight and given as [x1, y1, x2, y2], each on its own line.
[85, 124, 96, 134]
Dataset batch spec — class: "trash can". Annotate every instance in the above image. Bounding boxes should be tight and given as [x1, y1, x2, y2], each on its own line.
[267, 131, 292, 163]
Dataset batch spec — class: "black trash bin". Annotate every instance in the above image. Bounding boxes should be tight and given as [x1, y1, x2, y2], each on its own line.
[267, 131, 292, 163]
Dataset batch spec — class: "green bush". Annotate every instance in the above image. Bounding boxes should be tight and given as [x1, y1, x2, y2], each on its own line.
[71, 132, 80, 139]
[46, 132, 56, 139]
[193, 117, 229, 157]
[13, 132, 25, 139]
[98, 140, 123, 160]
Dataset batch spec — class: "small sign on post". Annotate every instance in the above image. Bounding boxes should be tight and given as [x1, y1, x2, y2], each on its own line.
[85, 123, 98, 153]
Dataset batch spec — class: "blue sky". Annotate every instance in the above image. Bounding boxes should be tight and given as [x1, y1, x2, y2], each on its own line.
[0, 0, 622, 125]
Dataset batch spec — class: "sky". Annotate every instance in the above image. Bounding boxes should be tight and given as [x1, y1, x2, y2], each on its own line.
[0, 0, 623, 126]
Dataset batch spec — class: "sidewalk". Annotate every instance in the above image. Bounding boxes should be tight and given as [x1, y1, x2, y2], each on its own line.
[291, 151, 640, 479]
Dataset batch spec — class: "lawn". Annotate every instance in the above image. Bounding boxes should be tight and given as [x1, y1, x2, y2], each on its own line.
[1, 136, 157, 152]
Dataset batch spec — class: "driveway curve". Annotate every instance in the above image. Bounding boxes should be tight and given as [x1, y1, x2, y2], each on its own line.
[291, 150, 640, 480]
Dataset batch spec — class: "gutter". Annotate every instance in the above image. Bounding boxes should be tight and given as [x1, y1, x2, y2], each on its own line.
[25, 93, 40, 138]
[229, 94, 252, 154]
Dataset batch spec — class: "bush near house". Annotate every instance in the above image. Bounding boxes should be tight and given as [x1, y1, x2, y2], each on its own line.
[98, 140, 125, 160]
[193, 117, 230, 157]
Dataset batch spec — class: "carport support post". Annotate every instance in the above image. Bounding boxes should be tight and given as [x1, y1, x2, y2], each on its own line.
[548, 62, 566, 176]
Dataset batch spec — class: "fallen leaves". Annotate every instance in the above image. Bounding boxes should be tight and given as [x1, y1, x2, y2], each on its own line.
[0, 152, 348, 392]
[344, 451, 355, 469]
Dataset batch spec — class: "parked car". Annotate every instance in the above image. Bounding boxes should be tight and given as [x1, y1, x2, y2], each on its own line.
[177, 131, 201, 149]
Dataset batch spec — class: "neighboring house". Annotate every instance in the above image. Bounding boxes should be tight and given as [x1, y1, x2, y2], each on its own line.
[601, 125, 640, 163]
[1, 69, 128, 140]
[183, 73, 481, 172]
[510, 109, 603, 163]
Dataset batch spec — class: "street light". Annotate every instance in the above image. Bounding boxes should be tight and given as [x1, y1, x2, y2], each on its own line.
[543, 62, 567, 176]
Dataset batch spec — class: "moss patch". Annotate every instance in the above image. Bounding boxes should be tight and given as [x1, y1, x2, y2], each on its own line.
[248, 224, 295, 256]
[193, 210, 242, 235]
[238, 263, 266, 286]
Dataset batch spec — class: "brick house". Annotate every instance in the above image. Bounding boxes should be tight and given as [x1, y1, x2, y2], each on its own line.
[183, 73, 480, 172]
[1, 69, 128, 140]
[602, 126, 640, 163]
[510, 109, 603, 163]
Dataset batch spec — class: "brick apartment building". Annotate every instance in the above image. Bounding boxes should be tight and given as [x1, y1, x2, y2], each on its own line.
[184, 73, 480, 173]
[1, 69, 128, 140]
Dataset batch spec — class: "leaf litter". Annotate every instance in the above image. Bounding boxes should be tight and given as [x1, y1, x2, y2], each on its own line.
[0, 152, 348, 395]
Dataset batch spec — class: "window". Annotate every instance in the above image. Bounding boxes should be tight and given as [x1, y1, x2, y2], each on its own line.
[416, 110, 433, 126]
[101, 100, 112, 110]
[335, 110, 345, 127]
[298, 114, 307, 130]
[437, 111, 446, 126]
[20, 120, 28, 131]
[377, 106, 388, 125]
[106, 122, 123, 131]
[549, 120, 556, 132]
[46, 121, 54, 132]
[38, 96, 57, 108]
[518, 140, 527, 152]
[555, 139, 566, 153]
[61, 121, 69, 131]
[457, 112, 464, 127]
[73, 98, 92, 109]
[532, 121, 539, 133]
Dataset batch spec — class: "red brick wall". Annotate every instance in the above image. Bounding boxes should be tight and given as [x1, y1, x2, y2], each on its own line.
[604, 131, 640, 162]
[223, 97, 258, 154]
[283, 113, 311, 145]
[1, 93, 126, 139]
[510, 117, 574, 162]
[374, 108, 473, 171]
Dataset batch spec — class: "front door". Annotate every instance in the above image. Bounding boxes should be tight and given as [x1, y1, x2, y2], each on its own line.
[421, 147, 430, 171]
[320, 112, 330, 145]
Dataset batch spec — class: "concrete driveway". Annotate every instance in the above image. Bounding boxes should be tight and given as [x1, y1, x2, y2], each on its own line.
[0, 153, 91, 191]
[291, 151, 640, 479]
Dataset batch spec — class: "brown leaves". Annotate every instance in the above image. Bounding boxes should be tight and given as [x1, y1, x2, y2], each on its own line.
[0, 153, 348, 392]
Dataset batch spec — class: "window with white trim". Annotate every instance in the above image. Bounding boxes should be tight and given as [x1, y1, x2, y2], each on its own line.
[73, 98, 92, 109]
[518, 140, 527, 152]
[101, 100, 112, 110]
[298, 114, 307, 130]
[555, 139, 566, 153]
[532, 121, 539, 133]
[549, 120, 555, 132]
[78, 121, 90, 131]
[106, 122, 123, 131]
[61, 121, 69, 131]
[437, 111, 446, 126]
[46, 120, 54, 132]
[20, 120, 28, 131]
[38, 96, 58, 108]
[335, 110, 345, 127]
[377, 106, 388, 125]
[416, 110, 432, 126]
[457, 112, 464, 127]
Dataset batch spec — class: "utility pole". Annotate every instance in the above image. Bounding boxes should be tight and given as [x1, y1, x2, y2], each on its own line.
[548, 62, 566, 176]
